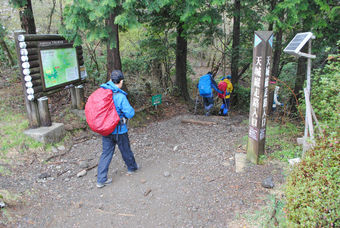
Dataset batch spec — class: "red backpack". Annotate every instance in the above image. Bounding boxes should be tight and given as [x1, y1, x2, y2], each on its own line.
[217, 81, 227, 98]
[85, 88, 120, 136]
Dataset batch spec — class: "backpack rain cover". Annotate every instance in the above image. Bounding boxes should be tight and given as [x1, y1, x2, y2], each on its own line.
[198, 74, 212, 97]
[85, 88, 120, 136]
[217, 81, 227, 99]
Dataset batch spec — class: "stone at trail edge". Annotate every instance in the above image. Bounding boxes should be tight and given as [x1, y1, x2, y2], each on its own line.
[51, 146, 58, 153]
[38, 173, 51, 179]
[57, 145, 66, 151]
[262, 176, 275, 189]
[79, 161, 89, 169]
[77, 170, 87, 178]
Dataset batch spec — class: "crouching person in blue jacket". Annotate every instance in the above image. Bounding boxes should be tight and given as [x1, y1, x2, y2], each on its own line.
[97, 70, 138, 188]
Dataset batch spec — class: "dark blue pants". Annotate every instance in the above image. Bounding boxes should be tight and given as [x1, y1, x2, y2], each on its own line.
[97, 133, 138, 184]
[203, 97, 214, 111]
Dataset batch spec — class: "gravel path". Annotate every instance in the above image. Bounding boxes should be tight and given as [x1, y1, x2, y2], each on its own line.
[3, 114, 285, 227]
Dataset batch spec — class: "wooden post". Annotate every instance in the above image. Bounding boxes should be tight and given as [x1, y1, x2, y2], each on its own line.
[75, 85, 85, 110]
[30, 100, 41, 127]
[247, 31, 274, 164]
[38, 96, 52, 126]
[70, 86, 77, 109]
[304, 39, 313, 142]
[14, 30, 41, 128]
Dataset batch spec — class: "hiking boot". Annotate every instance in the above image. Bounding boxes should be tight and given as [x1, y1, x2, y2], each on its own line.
[127, 164, 139, 175]
[96, 178, 112, 188]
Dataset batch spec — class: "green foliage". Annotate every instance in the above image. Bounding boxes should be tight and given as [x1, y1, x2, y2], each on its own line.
[265, 121, 303, 162]
[62, 0, 126, 46]
[284, 49, 340, 227]
[82, 48, 107, 85]
[0, 110, 42, 158]
[122, 56, 148, 77]
[243, 194, 289, 227]
[0, 93, 43, 158]
[0, 22, 16, 67]
[271, 0, 339, 52]
[232, 84, 250, 112]
[310, 52, 340, 129]
[285, 137, 340, 227]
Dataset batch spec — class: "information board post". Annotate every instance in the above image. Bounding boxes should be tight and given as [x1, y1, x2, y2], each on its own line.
[70, 86, 77, 109]
[37, 96, 52, 126]
[14, 31, 41, 128]
[247, 31, 273, 164]
[75, 85, 85, 110]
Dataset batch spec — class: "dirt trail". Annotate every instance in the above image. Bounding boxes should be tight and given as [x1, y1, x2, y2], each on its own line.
[3, 114, 284, 227]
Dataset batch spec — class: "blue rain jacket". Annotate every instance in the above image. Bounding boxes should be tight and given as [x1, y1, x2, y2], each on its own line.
[100, 81, 135, 134]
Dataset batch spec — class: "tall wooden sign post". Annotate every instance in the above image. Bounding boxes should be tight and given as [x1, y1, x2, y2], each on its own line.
[247, 31, 274, 164]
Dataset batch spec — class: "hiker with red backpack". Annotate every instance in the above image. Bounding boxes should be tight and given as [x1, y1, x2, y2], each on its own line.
[217, 75, 233, 116]
[197, 72, 223, 116]
[86, 70, 138, 188]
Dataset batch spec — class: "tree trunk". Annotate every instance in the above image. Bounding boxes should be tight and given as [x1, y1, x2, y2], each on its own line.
[175, 22, 190, 101]
[289, 42, 307, 114]
[106, 12, 122, 81]
[152, 59, 163, 89]
[268, 0, 277, 31]
[19, 0, 36, 34]
[0, 39, 15, 66]
[268, 28, 283, 114]
[231, 0, 240, 86]
[271, 32, 283, 79]
[47, 0, 57, 34]
[59, 0, 64, 27]
[294, 51, 307, 101]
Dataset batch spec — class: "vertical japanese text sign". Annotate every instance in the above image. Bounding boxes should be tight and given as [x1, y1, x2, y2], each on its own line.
[247, 31, 273, 164]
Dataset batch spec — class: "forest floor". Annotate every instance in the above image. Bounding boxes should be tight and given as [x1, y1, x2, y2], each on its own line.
[0, 72, 287, 227]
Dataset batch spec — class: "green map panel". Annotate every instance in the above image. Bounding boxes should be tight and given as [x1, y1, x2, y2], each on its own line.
[40, 48, 79, 88]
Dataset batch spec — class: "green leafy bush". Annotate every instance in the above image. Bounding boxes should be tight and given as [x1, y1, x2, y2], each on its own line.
[232, 84, 251, 112]
[310, 53, 340, 129]
[285, 138, 339, 227]
[264, 121, 303, 162]
[285, 49, 340, 227]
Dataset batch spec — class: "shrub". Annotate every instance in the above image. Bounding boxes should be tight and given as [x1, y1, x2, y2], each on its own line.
[310, 53, 340, 130]
[285, 137, 339, 227]
[285, 49, 340, 227]
[232, 84, 251, 112]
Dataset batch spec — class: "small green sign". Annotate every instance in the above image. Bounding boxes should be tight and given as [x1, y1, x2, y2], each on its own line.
[152, 94, 162, 106]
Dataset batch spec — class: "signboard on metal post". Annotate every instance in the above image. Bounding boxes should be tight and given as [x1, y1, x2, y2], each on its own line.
[247, 31, 274, 164]
[152, 94, 162, 109]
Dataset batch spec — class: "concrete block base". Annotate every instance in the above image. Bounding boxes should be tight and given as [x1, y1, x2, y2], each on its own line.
[24, 123, 65, 144]
[235, 153, 248, 173]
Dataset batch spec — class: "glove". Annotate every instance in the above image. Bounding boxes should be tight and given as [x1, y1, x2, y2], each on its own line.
[120, 117, 128, 124]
